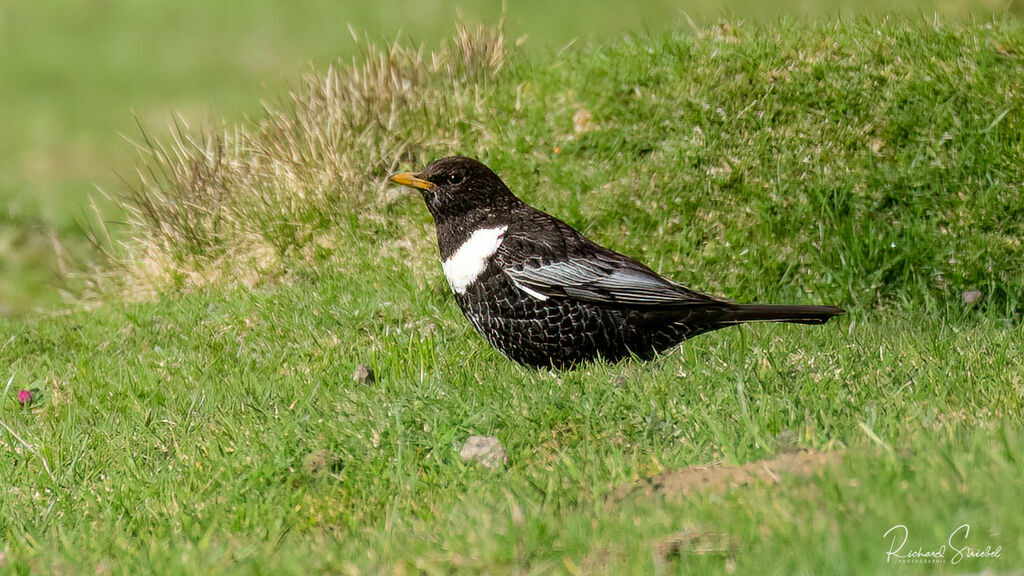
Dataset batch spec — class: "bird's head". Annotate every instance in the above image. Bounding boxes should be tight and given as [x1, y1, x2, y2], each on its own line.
[389, 156, 519, 221]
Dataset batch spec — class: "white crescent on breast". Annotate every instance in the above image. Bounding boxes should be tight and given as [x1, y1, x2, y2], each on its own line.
[441, 226, 508, 294]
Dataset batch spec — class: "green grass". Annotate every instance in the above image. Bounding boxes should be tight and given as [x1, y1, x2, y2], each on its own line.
[2, 15, 1024, 575]
[1, 268, 1021, 573]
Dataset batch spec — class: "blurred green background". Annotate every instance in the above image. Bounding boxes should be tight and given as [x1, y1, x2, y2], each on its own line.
[0, 0, 1017, 314]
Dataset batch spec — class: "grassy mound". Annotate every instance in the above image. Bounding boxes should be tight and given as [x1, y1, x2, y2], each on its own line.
[114, 19, 1024, 316]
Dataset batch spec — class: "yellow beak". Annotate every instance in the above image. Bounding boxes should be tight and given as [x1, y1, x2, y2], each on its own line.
[389, 172, 436, 191]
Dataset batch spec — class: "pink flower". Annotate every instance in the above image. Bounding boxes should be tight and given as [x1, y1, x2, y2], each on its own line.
[17, 389, 33, 405]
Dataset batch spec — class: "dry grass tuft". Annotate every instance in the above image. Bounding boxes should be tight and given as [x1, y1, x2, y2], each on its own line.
[105, 22, 511, 298]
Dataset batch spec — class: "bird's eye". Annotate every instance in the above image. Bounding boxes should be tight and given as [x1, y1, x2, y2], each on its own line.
[445, 171, 466, 186]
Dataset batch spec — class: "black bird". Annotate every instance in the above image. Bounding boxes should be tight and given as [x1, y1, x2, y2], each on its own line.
[390, 156, 843, 368]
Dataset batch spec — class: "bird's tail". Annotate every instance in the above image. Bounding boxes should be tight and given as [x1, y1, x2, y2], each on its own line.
[716, 303, 845, 326]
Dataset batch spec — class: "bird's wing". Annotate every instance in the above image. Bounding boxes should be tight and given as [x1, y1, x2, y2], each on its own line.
[504, 254, 722, 306]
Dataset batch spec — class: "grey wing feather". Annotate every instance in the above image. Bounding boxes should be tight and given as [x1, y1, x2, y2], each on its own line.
[505, 258, 721, 306]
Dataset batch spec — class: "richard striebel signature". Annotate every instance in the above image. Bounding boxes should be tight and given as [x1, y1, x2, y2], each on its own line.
[883, 523, 1002, 564]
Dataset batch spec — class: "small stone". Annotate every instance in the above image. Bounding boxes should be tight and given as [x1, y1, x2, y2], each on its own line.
[573, 108, 596, 134]
[302, 450, 342, 475]
[962, 290, 982, 304]
[352, 364, 375, 384]
[459, 435, 508, 470]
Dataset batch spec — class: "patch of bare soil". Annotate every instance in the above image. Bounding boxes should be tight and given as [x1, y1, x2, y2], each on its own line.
[577, 527, 739, 572]
[609, 449, 843, 504]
